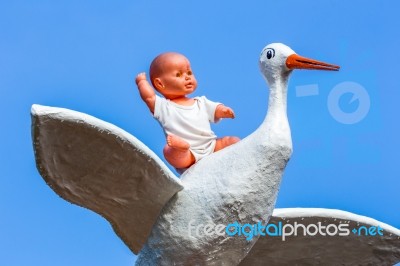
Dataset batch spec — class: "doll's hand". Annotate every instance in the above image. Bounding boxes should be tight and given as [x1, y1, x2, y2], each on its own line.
[223, 107, 235, 118]
[216, 105, 235, 119]
[135, 72, 147, 86]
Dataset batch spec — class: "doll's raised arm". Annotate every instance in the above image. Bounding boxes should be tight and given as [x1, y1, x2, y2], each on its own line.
[135, 72, 156, 114]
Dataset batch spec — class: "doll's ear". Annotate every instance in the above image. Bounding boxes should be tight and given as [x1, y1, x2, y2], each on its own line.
[153, 78, 164, 91]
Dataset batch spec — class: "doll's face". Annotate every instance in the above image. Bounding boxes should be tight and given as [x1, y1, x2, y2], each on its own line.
[152, 53, 198, 99]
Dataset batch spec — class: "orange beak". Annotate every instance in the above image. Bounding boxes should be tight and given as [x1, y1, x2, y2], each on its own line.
[286, 54, 340, 71]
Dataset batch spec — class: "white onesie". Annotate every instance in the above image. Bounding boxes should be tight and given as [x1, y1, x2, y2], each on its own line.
[153, 95, 221, 162]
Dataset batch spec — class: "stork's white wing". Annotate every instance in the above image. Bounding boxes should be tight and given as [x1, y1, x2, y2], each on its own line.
[239, 208, 400, 266]
[31, 104, 183, 254]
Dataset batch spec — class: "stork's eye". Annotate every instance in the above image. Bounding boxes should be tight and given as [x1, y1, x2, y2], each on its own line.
[266, 48, 275, 59]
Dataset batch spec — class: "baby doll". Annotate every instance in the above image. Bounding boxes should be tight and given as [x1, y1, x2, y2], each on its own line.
[135, 52, 240, 170]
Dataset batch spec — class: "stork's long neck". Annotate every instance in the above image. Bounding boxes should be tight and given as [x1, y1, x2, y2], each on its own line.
[268, 73, 289, 116]
[262, 72, 292, 145]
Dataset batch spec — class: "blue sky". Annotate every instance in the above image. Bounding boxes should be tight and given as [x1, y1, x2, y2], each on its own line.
[1, 1, 399, 265]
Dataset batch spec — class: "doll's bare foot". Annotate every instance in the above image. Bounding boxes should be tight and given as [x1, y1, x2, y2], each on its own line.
[164, 135, 195, 169]
[214, 136, 240, 152]
[167, 135, 190, 151]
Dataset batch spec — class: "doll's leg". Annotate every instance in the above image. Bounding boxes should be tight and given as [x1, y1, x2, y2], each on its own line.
[214, 136, 240, 152]
[163, 135, 195, 168]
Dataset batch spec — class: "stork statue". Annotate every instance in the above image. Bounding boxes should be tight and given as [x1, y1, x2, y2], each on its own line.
[31, 43, 400, 265]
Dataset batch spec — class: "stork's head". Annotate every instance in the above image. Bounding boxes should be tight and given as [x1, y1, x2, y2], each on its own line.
[259, 43, 339, 84]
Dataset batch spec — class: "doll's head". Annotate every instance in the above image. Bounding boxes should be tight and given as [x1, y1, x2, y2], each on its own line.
[149, 52, 197, 99]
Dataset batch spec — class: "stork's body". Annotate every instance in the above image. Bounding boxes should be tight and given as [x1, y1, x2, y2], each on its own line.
[136, 109, 292, 265]
[136, 43, 338, 265]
